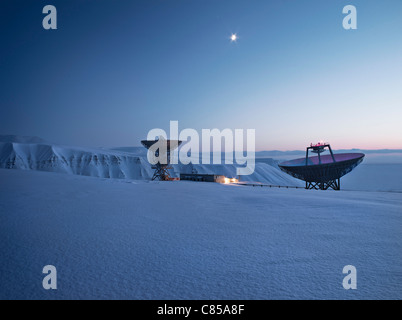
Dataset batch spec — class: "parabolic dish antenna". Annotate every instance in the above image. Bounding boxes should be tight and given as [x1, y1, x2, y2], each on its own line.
[278, 143, 364, 190]
[141, 137, 182, 181]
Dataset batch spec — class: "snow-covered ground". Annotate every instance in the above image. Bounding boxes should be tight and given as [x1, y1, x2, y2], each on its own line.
[342, 163, 402, 192]
[0, 135, 401, 299]
[0, 168, 401, 300]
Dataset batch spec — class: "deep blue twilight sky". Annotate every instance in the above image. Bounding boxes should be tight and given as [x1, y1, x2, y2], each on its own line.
[1, 0, 401, 150]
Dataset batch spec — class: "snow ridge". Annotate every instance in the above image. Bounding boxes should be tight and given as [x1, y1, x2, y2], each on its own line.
[0, 136, 302, 186]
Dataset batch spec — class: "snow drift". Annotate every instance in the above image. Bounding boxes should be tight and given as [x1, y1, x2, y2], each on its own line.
[1, 169, 401, 299]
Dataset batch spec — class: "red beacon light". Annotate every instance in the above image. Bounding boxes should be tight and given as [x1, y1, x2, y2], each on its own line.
[310, 141, 328, 154]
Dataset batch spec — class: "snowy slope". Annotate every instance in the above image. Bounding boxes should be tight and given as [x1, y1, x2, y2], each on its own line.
[0, 169, 401, 300]
[0, 140, 153, 180]
[341, 163, 402, 192]
[0, 135, 302, 186]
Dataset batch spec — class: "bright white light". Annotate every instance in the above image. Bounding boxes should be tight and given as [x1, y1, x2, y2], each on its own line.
[230, 33, 238, 42]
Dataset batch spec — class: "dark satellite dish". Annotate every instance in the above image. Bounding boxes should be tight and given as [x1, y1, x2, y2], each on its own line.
[141, 139, 182, 151]
[278, 143, 364, 190]
[141, 137, 182, 181]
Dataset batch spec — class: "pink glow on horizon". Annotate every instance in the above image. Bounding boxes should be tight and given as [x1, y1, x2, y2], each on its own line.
[255, 141, 402, 152]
